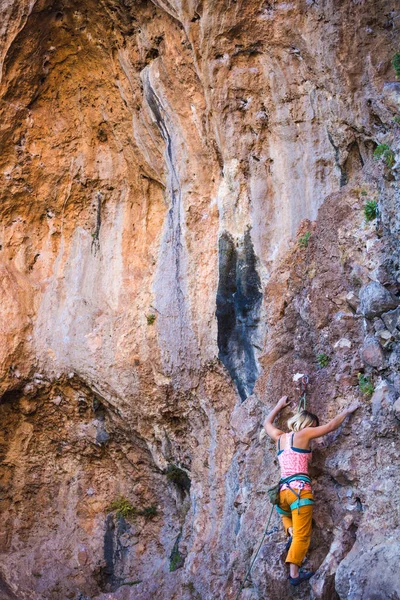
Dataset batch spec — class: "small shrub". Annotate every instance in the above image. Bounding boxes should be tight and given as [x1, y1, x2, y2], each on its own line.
[108, 495, 137, 519]
[298, 232, 311, 248]
[373, 144, 395, 168]
[169, 531, 185, 572]
[146, 313, 156, 325]
[364, 200, 378, 222]
[392, 52, 400, 79]
[358, 373, 374, 397]
[360, 189, 368, 196]
[108, 497, 158, 521]
[317, 353, 330, 368]
[393, 115, 400, 125]
[138, 505, 158, 520]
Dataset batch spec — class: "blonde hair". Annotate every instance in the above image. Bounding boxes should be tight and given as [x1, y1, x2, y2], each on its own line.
[287, 410, 319, 432]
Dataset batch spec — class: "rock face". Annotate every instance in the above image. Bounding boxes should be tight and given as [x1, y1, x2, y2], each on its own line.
[359, 282, 399, 319]
[0, 1, 399, 599]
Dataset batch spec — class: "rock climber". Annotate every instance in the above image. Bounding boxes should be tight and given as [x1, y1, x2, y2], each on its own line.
[264, 395, 360, 586]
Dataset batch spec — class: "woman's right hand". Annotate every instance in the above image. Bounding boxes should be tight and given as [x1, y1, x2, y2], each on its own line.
[346, 401, 361, 414]
[277, 395, 290, 410]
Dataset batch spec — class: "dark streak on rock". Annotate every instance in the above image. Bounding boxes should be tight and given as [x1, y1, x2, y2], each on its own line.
[91, 191, 102, 254]
[99, 514, 131, 592]
[216, 229, 262, 401]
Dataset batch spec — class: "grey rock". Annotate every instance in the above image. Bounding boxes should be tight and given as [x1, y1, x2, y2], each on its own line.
[389, 343, 400, 371]
[370, 381, 394, 416]
[382, 306, 400, 333]
[350, 264, 368, 288]
[372, 317, 385, 333]
[391, 373, 400, 394]
[335, 538, 400, 600]
[375, 329, 394, 348]
[346, 291, 359, 311]
[382, 82, 400, 113]
[95, 422, 110, 446]
[393, 398, 400, 421]
[359, 282, 399, 319]
[361, 335, 385, 369]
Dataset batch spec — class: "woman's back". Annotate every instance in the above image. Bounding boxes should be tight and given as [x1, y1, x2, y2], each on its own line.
[277, 432, 312, 482]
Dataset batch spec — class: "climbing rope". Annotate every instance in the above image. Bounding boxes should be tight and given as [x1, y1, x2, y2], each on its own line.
[297, 374, 309, 412]
[234, 505, 278, 600]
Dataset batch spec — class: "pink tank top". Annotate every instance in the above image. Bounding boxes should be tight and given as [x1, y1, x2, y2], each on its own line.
[277, 432, 312, 491]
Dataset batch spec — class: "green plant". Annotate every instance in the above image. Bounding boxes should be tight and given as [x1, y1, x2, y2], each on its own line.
[392, 52, 400, 79]
[123, 580, 142, 586]
[298, 232, 311, 248]
[364, 200, 378, 222]
[360, 189, 368, 196]
[108, 495, 137, 519]
[165, 464, 191, 492]
[108, 496, 158, 521]
[146, 313, 156, 325]
[317, 353, 331, 368]
[373, 144, 395, 168]
[138, 505, 158, 520]
[169, 531, 185, 572]
[358, 373, 374, 397]
[393, 115, 400, 125]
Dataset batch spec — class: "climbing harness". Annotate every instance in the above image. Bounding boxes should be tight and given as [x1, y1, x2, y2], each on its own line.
[297, 374, 309, 412]
[234, 504, 278, 600]
[274, 474, 314, 516]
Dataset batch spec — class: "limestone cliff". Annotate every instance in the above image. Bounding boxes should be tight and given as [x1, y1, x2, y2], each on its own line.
[0, 0, 399, 599]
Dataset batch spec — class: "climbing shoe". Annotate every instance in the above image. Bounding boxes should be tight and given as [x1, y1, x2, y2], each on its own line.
[288, 571, 314, 586]
[285, 535, 292, 552]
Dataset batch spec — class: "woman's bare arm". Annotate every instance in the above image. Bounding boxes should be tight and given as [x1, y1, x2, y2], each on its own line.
[264, 396, 291, 441]
[297, 402, 360, 442]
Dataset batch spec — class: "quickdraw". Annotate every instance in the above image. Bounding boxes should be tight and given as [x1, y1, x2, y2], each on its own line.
[297, 374, 309, 412]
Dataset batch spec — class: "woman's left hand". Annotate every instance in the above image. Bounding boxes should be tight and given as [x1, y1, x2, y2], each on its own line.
[277, 395, 290, 410]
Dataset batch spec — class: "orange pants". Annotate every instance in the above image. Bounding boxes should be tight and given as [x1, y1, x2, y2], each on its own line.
[278, 487, 314, 566]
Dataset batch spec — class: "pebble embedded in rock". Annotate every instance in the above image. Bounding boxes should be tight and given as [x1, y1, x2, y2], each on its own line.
[370, 381, 394, 416]
[361, 335, 385, 369]
[346, 291, 360, 311]
[376, 329, 394, 349]
[382, 306, 400, 333]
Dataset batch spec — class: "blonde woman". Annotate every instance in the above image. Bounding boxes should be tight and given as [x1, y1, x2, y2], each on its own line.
[264, 395, 359, 586]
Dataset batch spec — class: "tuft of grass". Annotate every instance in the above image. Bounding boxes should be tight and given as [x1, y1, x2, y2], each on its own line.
[123, 580, 142, 586]
[108, 495, 137, 519]
[146, 313, 156, 325]
[392, 52, 400, 79]
[364, 200, 378, 222]
[298, 232, 311, 248]
[108, 496, 158, 521]
[358, 373, 374, 397]
[393, 115, 400, 125]
[373, 144, 395, 168]
[317, 353, 331, 368]
[360, 189, 368, 196]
